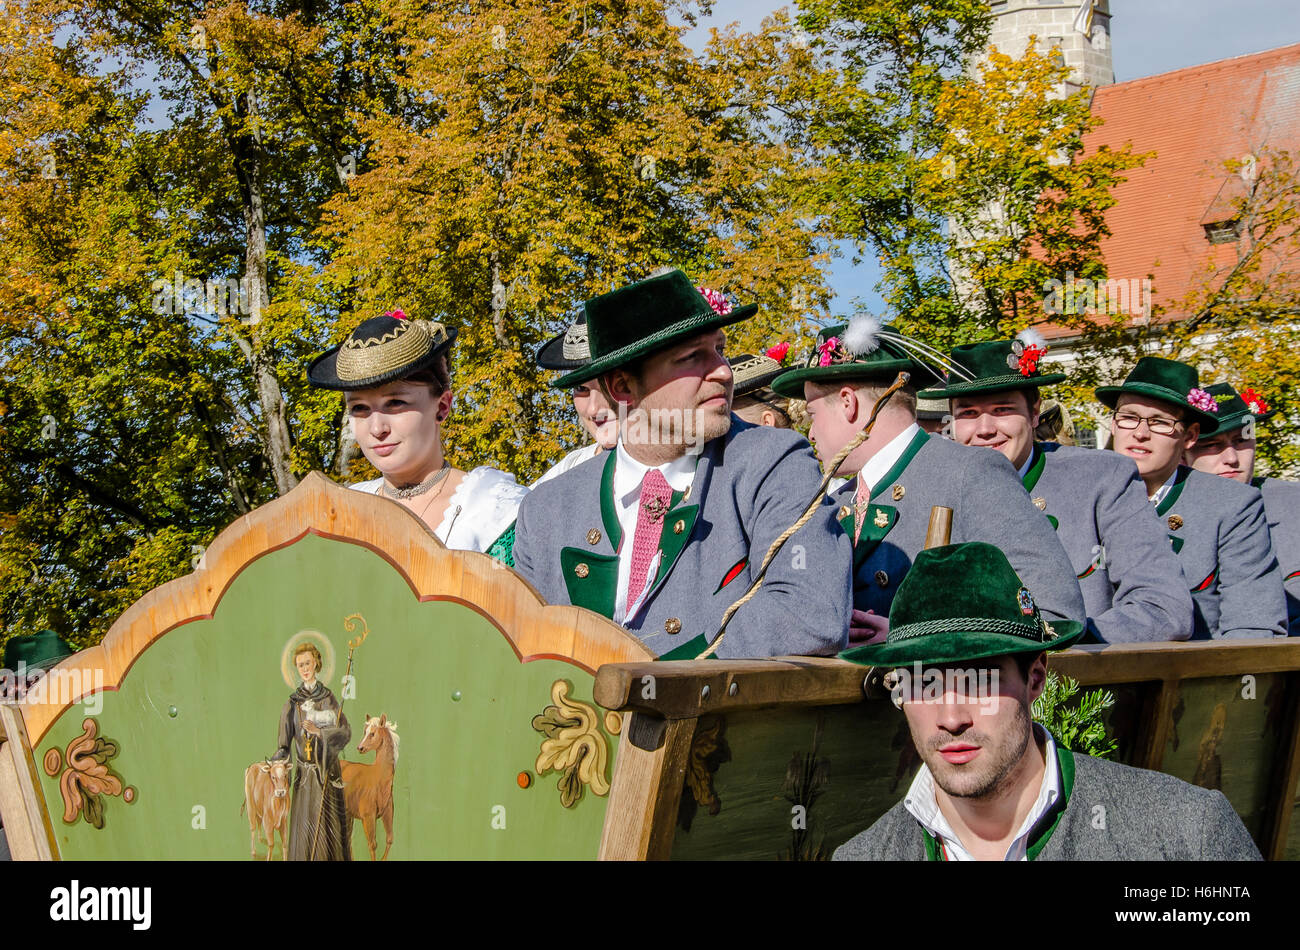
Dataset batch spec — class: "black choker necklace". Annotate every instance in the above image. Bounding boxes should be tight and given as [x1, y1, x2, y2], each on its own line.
[382, 462, 450, 499]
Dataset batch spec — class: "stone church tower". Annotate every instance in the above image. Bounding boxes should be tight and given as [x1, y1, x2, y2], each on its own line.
[986, 0, 1115, 92]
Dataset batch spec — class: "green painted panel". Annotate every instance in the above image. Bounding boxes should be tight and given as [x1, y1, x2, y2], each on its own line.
[1160, 674, 1288, 840]
[668, 701, 917, 861]
[36, 534, 614, 860]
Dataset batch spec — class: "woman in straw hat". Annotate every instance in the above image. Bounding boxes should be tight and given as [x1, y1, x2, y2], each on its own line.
[308, 310, 527, 561]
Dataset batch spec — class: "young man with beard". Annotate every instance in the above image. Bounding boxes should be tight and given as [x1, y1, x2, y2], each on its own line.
[512, 270, 852, 659]
[923, 337, 1191, 643]
[1098, 357, 1285, 639]
[833, 542, 1260, 861]
[770, 320, 1083, 644]
[1187, 382, 1300, 636]
[532, 312, 620, 486]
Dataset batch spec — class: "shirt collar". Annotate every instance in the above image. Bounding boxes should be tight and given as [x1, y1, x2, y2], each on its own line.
[903, 723, 1061, 861]
[856, 422, 921, 496]
[613, 441, 697, 512]
[1015, 450, 1035, 481]
[1150, 467, 1179, 505]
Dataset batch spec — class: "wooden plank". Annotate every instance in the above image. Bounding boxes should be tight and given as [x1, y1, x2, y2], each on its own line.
[598, 715, 697, 860]
[1261, 673, 1300, 860]
[594, 658, 868, 719]
[1052, 640, 1300, 686]
[16, 472, 652, 748]
[1134, 679, 1181, 772]
[0, 705, 58, 860]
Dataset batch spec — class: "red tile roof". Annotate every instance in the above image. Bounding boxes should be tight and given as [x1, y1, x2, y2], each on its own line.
[1054, 42, 1300, 337]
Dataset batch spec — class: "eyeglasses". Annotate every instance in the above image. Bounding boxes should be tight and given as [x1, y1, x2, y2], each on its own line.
[1113, 412, 1183, 436]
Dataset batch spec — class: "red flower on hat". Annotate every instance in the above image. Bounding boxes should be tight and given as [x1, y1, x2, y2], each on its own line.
[384, 309, 408, 320]
[696, 286, 732, 317]
[766, 341, 791, 363]
[1017, 344, 1047, 377]
[1240, 387, 1269, 414]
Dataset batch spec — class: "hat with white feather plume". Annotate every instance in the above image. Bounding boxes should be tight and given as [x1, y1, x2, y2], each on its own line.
[918, 330, 1066, 398]
[769, 315, 961, 399]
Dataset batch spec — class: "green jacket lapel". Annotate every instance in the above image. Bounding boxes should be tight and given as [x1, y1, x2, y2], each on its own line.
[560, 548, 618, 617]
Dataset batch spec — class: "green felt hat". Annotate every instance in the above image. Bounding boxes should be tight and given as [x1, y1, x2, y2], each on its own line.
[1197, 382, 1277, 439]
[839, 542, 1084, 668]
[918, 337, 1065, 399]
[3, 629, 75, 674]
[1094, 356, 1220, 431]
[553, 271, 756, 389]
[769, 319, 942, 399]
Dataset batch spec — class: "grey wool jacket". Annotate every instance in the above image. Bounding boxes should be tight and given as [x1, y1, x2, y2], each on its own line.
[830, 430, 1086, 624]
[833, 750, 1262, 861]
[512, 417, 853, 659]
[1028, 443, 1193, 642]
[1256, 477, 1300, 637]
[1156, 466, 1286, 639]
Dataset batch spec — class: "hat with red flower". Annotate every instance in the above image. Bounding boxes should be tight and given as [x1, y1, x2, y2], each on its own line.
[918, 330, 1066, 399]
[1196, 382, 1277, 440]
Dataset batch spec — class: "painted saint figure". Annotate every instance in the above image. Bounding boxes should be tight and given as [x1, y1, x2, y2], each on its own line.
[275, 642, 352, 861]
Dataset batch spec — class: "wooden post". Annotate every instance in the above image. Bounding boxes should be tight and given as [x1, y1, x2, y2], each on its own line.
[0, 704, 58, 860]
[598, 714, 697, 860]
[924, 506, 953, 549]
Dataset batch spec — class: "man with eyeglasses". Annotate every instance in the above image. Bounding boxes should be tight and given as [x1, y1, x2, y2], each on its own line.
[922, 337, 1191, 643]
[1186, 383, 1300, 637]
[1098, 357, 1285, 639]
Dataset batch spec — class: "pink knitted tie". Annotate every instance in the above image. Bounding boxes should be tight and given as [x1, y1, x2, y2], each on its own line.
[627, 469, 673, 609]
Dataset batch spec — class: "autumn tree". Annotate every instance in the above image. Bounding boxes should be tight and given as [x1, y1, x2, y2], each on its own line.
[315, 1, 830, 481]
[794, 2, 1145, 348]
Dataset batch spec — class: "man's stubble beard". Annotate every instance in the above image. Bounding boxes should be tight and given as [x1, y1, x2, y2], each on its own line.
[917, 699, 1033, 800]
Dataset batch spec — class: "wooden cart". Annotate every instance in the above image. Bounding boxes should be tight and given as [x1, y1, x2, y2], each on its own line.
[3, 474, 1297, 859]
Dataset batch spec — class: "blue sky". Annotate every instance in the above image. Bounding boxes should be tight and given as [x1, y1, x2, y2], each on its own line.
[682, 0, 1300, 316]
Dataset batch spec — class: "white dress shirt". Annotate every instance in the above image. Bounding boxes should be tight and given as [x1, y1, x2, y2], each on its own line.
[903, 723, 1062, 861]
[1016, 451, 1035, 481]
[1149, 468, 1179, 505]
[611, 442, 698, 625]
[855, 422, 922, 497]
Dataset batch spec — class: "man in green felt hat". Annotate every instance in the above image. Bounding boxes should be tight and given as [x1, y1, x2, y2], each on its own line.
[921, 334, 1192, 643]
[513, 270, 852, 659]
[833, 542, 1260, 861]
[770, 318, 1083, 643]
[1186, 382, 1299, 637]
[1098, 357, 1285, 639]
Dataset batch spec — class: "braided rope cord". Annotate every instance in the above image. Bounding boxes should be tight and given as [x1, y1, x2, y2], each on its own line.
[888, 617, 1045, 642]
[695, 372, 911, 659]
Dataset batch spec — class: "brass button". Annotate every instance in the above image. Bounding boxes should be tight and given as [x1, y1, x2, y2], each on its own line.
[673, 519, 685, 535]
[1168, 515, 1183, 531]
[873, 508, 889, 528]
[574, 563, 590, 579]
[683, 485, 691, 501]
[892, 484, 905, 501]
[587, 528, 601, 545]
[665, 618, 682, 635]
[875, 570, 889, 588]
[1033, 497, 1047, 511]
[838, 505, 851, 519]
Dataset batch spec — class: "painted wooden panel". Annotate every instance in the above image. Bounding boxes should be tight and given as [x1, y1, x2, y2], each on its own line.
[667, 700, 918, 861]
[1157, 674, 1289, 840]
[33, 535, 618, 859]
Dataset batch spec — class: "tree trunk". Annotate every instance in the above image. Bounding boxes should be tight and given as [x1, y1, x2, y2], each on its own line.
[234, 90, 299, 496]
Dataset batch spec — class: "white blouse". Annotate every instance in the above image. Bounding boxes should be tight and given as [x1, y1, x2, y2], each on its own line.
[349, 466, 528, 553]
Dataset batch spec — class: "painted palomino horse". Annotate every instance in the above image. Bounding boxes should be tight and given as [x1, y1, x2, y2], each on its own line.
[340, 714, 398, 860]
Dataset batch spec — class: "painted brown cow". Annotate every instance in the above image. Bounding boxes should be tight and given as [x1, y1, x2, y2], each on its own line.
[241, 758, 290, 860]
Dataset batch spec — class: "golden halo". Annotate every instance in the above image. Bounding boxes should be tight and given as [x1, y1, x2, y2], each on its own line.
[281, 630, 336, 689]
